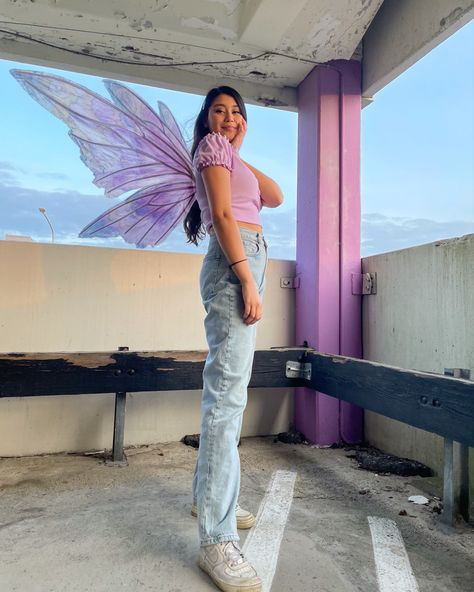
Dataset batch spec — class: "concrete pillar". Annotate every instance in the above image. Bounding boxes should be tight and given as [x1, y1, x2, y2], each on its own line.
[295, 59, 363, 444]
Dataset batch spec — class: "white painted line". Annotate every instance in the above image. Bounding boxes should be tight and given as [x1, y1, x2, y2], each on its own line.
[368, 516, 420, 592]
[242, 470, 297, 592]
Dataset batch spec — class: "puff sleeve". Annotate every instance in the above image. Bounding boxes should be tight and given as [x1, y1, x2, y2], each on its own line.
[194, 132, 234, 173]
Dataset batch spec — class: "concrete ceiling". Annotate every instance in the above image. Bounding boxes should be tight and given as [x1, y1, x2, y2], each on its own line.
[0, 1, 472, 109]
[0, 0, 383, 107]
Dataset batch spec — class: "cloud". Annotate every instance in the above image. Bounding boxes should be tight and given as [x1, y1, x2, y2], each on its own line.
[0, 178, 296, 257]
[0, 160, 23, 185]
[1, 179, 472, 260]
[0, 180, 211, 253]
[35, 171, 70, 181]
[260, 207, 296, 259]
[361, 213, 474, 256]
[0, 161, 18, 172]
[0, 161, 77, 190]
[259, 209, 473, 259]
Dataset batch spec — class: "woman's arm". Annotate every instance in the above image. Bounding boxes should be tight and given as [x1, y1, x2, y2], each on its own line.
[201, 165, 262, 324]
[240, 159, 284, 208]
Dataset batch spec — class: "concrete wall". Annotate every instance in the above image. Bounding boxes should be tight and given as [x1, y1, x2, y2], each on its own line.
[0, 240, 296, 456]
[362, 234, 474, 509]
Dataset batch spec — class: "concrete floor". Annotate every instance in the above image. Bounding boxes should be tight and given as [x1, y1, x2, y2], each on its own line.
[0, 437, 473, 592]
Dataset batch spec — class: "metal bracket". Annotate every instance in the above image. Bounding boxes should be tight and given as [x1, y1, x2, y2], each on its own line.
[286, 360, 312, 380]
[442, 438, 469, 525]
[441, 368, 471, 524]
[444, 368, 471, 380]
[280, 277, 300, 289]
[351, 272, 377, 295]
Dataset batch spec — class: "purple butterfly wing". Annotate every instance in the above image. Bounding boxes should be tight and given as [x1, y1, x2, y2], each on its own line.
[79, 181, 196, 248]
[104, 81, 191, 166]
[10, 69, 196, 247]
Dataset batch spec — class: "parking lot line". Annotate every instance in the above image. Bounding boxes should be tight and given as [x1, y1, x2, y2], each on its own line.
[242, 470, 297, 592]
[368, 516, 420, 592]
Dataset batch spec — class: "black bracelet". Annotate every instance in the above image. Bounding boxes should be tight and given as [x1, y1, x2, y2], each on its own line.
[229, 258, 248, 269]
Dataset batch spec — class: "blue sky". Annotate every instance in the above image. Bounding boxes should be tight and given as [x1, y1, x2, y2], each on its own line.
[0, 20, 472, 259]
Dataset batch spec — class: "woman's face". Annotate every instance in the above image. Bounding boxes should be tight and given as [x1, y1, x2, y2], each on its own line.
[206, 93, 244, 142]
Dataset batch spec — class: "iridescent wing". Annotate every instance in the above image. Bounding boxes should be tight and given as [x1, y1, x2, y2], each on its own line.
[10, 69, 196, 247]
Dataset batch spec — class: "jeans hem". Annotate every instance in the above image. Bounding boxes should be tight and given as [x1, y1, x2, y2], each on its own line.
[200, 534, 240, 547]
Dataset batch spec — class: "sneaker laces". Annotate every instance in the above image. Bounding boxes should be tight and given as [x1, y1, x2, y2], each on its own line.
[224, 542, 246, 566]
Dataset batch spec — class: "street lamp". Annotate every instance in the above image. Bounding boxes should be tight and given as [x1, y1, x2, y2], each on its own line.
[38, 207, 55, 243]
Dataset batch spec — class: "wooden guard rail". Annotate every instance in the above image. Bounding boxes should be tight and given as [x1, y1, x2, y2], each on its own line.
[1, 347, 472, 523]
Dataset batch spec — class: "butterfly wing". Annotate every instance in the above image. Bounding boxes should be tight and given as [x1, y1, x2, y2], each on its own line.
[79, 181, 196, 248]
[11, 69, 196, 247]
[103, 81, 191, 165]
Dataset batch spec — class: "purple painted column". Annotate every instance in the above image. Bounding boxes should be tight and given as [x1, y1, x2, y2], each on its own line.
[295, 59, 363, 445]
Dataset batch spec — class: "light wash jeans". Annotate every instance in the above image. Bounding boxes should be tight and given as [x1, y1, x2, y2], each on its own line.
[192, 226, 268, 546]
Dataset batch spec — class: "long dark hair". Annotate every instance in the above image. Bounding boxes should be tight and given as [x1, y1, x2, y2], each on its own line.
[183, 85, 247, 245]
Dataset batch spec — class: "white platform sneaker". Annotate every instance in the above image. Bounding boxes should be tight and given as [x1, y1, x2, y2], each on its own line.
[191, 503, 256, 530]
[198, 541, 262, 592]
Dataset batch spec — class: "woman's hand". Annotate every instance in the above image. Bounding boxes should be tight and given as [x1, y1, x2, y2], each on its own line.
[241, 279, 262, 325]
[230, 118, 247, 152]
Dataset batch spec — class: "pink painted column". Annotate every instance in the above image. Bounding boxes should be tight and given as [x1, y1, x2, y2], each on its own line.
[295, 59, 363, 444]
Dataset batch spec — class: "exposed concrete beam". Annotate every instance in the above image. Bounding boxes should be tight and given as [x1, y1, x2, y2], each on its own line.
[0, 36, 297, 111]
[362, 0, 474, 99]
[239, 0, 306, 49]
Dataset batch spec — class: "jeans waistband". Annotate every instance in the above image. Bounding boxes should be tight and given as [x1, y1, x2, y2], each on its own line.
[209, 225, 265, 243]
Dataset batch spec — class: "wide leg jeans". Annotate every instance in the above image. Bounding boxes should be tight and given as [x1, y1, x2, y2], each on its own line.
[193, 226, 268, 546]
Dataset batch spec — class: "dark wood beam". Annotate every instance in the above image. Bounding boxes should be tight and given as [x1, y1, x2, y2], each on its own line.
[0, 348, 303, 397]
[305, 351, 474, 447]
[1, 348, 472, 445]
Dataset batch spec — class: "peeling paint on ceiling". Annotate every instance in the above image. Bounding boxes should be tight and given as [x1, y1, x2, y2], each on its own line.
[0, 0, 384, 105]
[180, 16, 237, 40]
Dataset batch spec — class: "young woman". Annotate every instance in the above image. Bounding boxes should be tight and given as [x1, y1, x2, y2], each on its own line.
[183, 86, 283, 592]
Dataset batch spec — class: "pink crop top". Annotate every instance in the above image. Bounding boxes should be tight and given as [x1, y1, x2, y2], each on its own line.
[192, 132, 262, 232]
